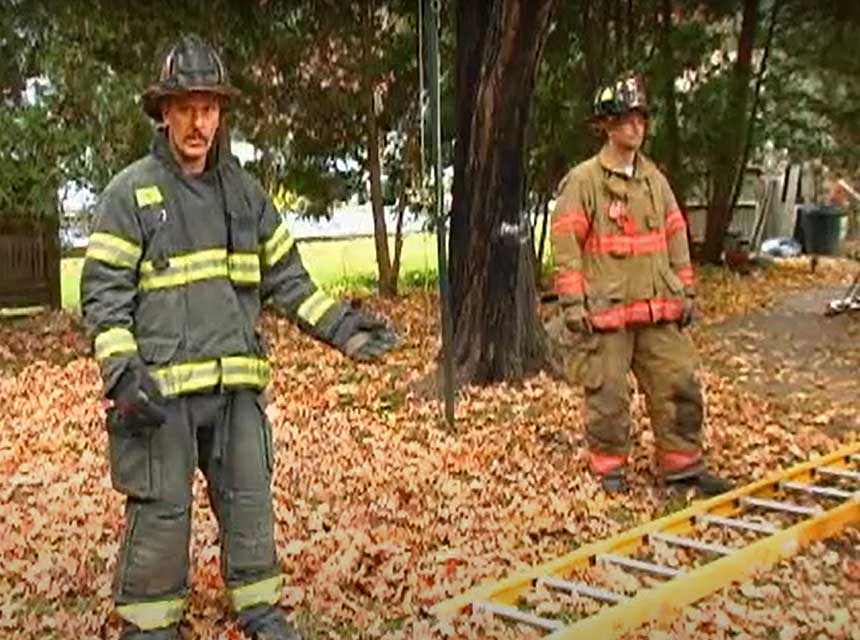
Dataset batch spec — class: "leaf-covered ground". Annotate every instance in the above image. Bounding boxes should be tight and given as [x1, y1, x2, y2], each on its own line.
[2, 258, 860, 639]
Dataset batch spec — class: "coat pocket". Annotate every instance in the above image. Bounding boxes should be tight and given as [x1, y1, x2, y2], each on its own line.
[660, 268, 684, 296]
[577, 334, 604, 390]
[107, 408, 160, 500]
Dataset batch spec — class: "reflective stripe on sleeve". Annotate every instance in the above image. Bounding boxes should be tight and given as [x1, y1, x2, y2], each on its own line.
[94, 327, 137, 361]
[85, 232, 142, 269]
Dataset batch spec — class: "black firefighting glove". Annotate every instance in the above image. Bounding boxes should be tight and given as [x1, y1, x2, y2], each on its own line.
[108, 358, 167, 431]
[563, 304, 592, 335]
[334, 308, 399, 362]
[678, 297, 695, 328]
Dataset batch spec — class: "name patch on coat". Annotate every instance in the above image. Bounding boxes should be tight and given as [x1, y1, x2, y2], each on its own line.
[134, 185, 163, 208]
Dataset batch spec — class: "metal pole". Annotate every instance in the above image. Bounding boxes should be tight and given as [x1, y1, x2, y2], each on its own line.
[425, 0, 455, 429]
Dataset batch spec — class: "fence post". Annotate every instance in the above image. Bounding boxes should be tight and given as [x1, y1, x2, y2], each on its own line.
[45, 217, 61, 309]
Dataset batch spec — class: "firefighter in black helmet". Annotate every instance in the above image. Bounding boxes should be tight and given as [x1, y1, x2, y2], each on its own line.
[81, 34, 396, 640]
[549, 73, 731, 495]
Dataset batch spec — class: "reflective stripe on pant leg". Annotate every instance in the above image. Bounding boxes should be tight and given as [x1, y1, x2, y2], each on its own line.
[116, 598, 185, 631]
[633, 323, 703, 452]
[230, 574, 285, 612]
[204, 391, 280, 606]
[588, 451, 628, 476]
[585, 329, 635, 456]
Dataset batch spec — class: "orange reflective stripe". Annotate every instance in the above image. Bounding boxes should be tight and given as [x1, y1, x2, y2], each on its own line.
[589, 451, 628, 475]
[665, 209, 687, 236]
[551, 209, 590, 241]
[589, 298, 684, 330]
[657, 449, 702, 474]
[675, 264, 695, 287]
[554, 269, 584, 296]
[584, 230, 667, 256]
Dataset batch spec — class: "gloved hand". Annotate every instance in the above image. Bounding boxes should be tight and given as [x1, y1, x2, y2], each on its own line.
[338, 309, 399, 362]
[563, 304, 592, 335]
[678, 297, 695, 328]
[108, 358, 167, 430]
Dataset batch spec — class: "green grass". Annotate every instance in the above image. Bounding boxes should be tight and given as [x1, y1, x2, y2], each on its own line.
[60, 233, 439, 312]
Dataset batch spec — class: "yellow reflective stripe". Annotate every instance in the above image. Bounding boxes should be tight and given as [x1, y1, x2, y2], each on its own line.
[116, 598, 184, 631]
[228, 253, 261, 284]
[230, 574, 284, 612]
[151, 360, 221, 397]
[139, 249, 229, 290]
[85, 232, 141, 269]
[262, 222, 295, 267]
[221, 356, 270, 387]
[151, 356, 270, 397]
[134, 185, 163, 207]
[94, 327, 137, 361]
[297, 289, 336, 326]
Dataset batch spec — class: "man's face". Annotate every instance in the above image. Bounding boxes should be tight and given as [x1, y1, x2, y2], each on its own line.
[606, 110, 647, 152]
[161, 92, 222, 168]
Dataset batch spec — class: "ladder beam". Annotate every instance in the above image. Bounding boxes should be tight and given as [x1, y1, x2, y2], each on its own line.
[818, 466, 860, 481]
[697, 513, 779, 535]
[598, 553, 684, 578]
[781, 481, 855, 500]
[741, 496, 822, 516]
[538, 576, 626, 604]
[472, 602, 563, 632]
[650, 532, 733, 556]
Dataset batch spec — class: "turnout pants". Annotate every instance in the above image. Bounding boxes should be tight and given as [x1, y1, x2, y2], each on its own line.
[572, 323, 705, 477]
[106, 389, 282, 631]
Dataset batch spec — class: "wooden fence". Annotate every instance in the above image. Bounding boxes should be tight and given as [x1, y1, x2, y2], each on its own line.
[0, 218, 61, 309]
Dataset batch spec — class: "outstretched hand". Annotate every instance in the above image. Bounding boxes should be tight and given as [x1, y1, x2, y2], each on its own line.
[342, 311, 399, 362]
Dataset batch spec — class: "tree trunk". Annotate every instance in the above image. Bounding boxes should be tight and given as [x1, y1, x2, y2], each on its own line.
[729, 0, 781, 216]
[366, 89, 397, 296]
[392, 178, 407, 282]
[701, 0, 760, 263]
[659, 0, 687, 214]
[449, 0, 557, 385]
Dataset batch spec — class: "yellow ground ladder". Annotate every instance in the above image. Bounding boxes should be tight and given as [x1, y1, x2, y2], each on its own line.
[432, 442, 860, 638]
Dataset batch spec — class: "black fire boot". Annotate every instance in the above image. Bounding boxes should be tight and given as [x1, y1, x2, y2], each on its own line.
[119, 623, 179, 640]
[600, 468, 629, 494]
[666, 468, 733, 496]
[238, 604, 302, 640]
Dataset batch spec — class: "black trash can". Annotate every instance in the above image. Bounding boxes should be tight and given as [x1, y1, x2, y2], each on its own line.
[796, 204, 845, 255]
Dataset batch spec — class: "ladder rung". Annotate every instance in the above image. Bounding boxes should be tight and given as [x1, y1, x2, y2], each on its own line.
[598, 553, 684, 578]
[697, 514, 779, 535]
[472, 602, 563, 631]
[649, 532, 733, 555]
[819, 466, 860, 481]
[742, 496, 822, 516]
[781, 481, 855, 500]
[538, 576, 626, 604]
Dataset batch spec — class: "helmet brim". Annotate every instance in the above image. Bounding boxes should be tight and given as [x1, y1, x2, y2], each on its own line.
[141, 83, 240, 121]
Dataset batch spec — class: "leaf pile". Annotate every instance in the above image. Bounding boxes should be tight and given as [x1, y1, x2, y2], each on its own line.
[1, 261, 859, 639]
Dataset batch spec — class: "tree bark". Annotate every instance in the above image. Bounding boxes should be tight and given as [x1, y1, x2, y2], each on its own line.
[659, 0, 688, 215]
[366, 86, 397, 296]
[449, 0, 557, 384]
[362, 1, 396, 297]
[701, 0, 760, 263]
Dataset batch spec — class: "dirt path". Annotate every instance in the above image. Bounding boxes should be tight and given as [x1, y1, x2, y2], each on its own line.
[701, 284, 860, 436]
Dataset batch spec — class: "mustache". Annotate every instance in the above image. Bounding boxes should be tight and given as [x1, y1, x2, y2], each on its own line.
[185, 131, 210, 143]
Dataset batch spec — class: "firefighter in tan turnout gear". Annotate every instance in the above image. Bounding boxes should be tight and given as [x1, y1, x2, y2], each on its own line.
[550, 75, 731, 495]
[80, 34, 397, 640]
